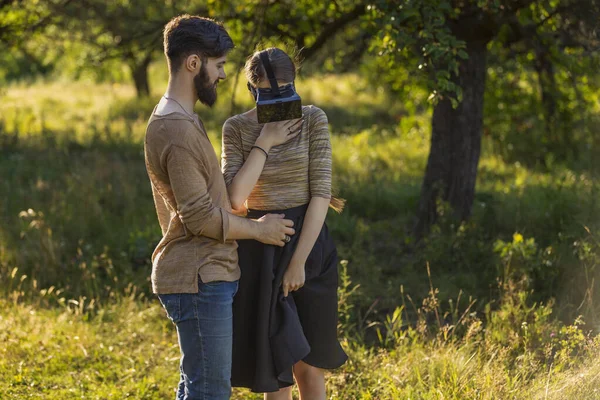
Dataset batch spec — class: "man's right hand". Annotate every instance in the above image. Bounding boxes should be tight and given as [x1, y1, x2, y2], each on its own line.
[255, 214, 295, 247]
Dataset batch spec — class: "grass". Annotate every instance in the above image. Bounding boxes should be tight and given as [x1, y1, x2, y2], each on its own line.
[1, 69, 600, 398]
[2, 284, 600, 399]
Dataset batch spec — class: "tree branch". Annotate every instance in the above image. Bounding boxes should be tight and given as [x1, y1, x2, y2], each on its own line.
[298, 2, 368, 61]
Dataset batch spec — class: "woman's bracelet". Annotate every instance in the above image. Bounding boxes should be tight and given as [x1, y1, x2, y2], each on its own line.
[251, 145, 269, 159]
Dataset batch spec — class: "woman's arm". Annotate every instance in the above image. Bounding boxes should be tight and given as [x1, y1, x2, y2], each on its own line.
[282, 196, 329, 296]
[223, 118, 303, 212]
[283, 107, 334, 296]
[226, 133, 272, 212]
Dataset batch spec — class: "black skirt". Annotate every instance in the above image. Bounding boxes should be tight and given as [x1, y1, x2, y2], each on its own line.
[231, 203, 348, 393]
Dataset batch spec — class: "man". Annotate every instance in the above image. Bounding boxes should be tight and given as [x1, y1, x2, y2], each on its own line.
[144, 15, 296, 399]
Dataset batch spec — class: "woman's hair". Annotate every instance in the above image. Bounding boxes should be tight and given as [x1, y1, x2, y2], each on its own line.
[244, 47, 297, 86]
[329, 197, 346, 214]
[245, 47, 345, 213]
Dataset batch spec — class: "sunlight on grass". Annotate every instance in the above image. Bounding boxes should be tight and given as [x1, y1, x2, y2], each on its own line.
[0, 298, 177, 399]
[2, 73, 600, 399]
[2, 295, 599, 399]
[0, 71, 400, 146]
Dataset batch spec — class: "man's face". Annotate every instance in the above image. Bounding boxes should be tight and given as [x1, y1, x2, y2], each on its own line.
[194, 55, 227, 107]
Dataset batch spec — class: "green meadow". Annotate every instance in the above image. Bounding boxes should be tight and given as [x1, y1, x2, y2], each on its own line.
[2, 71, 600, 399]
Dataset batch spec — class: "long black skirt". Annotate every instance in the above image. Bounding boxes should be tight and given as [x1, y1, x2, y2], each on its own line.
[231, 203, 348, 393]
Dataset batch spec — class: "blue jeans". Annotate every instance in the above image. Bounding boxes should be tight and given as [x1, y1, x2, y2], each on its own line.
[158, 280, 239, 400]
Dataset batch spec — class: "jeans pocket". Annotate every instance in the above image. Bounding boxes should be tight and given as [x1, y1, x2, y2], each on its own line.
[199, 280, 239, 299]
[203, 280, 225, 287]
[157, 293, 181, 323]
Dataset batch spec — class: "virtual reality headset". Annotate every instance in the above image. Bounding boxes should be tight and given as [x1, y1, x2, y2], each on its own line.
[248, 51, 302, 124]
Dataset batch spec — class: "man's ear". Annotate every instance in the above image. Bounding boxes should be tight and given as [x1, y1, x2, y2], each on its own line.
[185, 54, 202, 73]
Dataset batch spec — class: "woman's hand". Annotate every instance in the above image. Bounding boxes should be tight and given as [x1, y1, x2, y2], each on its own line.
[255, 117, 303, 150]
[282, 261, 305, 297]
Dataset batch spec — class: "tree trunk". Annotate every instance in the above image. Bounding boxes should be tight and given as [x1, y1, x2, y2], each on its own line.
[130, 56, 152, 98]
[414, 40, 488, 236]
[534, 48, 568, 160]
[534, 48, 558, 124]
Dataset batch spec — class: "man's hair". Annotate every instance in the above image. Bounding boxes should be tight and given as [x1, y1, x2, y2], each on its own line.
[163, 15, 234, 74]
[245, 47, 297, 87]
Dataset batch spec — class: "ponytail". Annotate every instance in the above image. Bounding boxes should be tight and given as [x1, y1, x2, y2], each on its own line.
[329, 196, 345, 213]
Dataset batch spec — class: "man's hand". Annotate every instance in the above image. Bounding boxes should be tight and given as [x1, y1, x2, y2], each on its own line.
[255, 214, 295, 247]
[230, 204, 248, 217]
[282, 262, 305, 297]
[255, 117, 303, 150]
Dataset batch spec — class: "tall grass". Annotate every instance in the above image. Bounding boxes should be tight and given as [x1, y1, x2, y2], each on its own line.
[1, 263, 599, 399]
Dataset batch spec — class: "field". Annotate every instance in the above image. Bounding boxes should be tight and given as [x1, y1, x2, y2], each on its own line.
[1, 71, 600, 399]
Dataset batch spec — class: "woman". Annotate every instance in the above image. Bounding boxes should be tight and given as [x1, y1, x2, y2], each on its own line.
[221, 47, 347, 400]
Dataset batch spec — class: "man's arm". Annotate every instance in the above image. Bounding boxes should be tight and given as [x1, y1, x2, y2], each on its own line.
[227, 213, 295, 247]
[167, 144, 230, 241]
[167, 144, 294, 246]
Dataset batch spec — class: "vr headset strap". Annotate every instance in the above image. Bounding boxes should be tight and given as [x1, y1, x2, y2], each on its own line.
[259, 51, 281, 97]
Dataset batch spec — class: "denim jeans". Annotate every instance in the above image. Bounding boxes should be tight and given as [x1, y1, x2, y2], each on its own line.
[158, 280, 239, 400]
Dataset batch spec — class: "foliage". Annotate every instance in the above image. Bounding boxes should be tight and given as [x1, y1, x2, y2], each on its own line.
[484, 0, 600, 167]
[369, 0, 468, 106]
[0, 0, 372, 95]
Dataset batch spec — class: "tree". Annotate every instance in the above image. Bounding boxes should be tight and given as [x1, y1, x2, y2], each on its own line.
[55, 0, 369, 98]
[498, 1, 600, 162]
[2, 0, 220, 97]
[2, 0, 371, 96]
[224, 0, 370, 68]
[0, 0, 73, 81]
[371, 0, 600, 236]
[46, 0, 195, 97]
[216, 0, 370, 110]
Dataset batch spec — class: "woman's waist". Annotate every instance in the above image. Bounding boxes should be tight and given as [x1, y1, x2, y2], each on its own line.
[245, 191, 311, 216]
[246, 203, 310, 220]
[247, 188, 310, 210]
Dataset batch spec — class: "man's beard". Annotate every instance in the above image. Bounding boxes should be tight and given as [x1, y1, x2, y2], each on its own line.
[194, 64, 218, 107]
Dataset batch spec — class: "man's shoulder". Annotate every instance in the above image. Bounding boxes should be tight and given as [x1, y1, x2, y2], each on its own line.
[146, 117, 199, 147]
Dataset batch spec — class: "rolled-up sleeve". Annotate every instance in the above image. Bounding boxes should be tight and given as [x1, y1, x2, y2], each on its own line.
[166, 144, 229, 242]
[221, 119, 244, 188]
[308, 108, 332, 199]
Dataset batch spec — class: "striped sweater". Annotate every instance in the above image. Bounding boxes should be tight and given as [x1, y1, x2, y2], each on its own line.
[221, 105, 332, 211]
